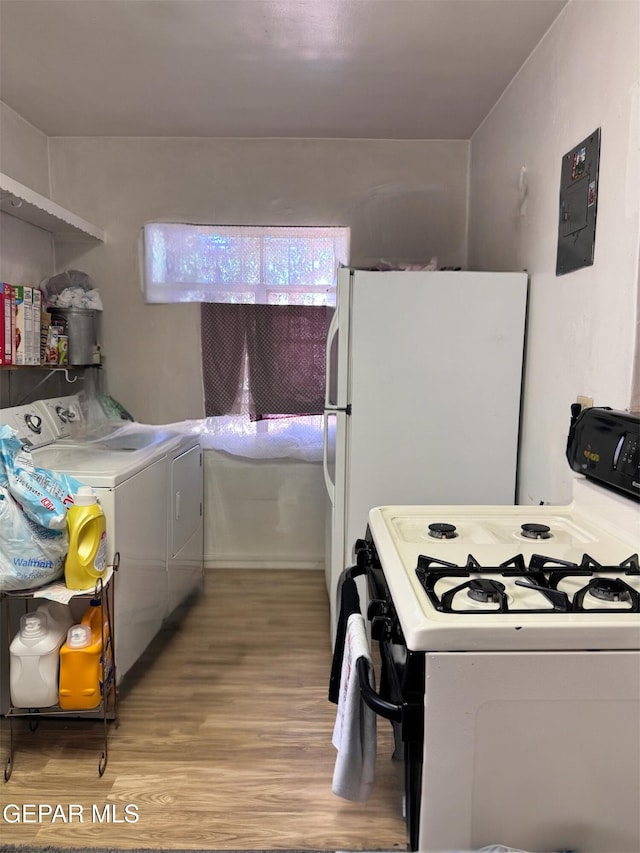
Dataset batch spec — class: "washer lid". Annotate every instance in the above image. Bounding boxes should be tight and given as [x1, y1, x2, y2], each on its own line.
[88, 426, 183, 453]
[32, 443, 166, 487]
[55, 422, 185, 455]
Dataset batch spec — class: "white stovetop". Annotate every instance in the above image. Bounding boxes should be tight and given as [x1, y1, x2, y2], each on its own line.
[368, 478, 640, 653]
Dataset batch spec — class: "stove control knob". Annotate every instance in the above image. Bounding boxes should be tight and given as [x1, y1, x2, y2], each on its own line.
[370, 615, 392, 642]
[354, 538, 374, 570]
[367, 598, 388, 622]
[354, 538, 369, 555]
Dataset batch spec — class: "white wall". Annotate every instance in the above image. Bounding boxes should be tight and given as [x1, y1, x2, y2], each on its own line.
[0, 104, 57, 406]
[204, 451, 325, 569]
[0, 103, 53, 288]
[3, 132, 468, 567]
[468, 0, 640, 505]
[46, 136, 469, 424]
[0, 104, 108, 406]
[3, 2, 638, 538]
[0, 102, 50, 194]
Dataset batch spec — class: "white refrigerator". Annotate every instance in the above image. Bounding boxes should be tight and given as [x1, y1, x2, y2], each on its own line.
[322, 267, 529, 641]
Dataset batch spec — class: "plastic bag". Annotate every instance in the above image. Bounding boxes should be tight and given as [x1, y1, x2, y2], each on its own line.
[0, 486, 67, 591]
[0, 425, 82, 530]
[40, 269, 103, 311]
[478, 847, 538, 853]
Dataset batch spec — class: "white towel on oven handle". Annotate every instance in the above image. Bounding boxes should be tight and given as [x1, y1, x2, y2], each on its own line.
[331, 611, 377, 801]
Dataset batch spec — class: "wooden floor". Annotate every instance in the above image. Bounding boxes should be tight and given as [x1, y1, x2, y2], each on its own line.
[1, 569, 406, 850]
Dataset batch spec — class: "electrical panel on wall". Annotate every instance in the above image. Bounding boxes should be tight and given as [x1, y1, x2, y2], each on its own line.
[556, 128, 601, 276]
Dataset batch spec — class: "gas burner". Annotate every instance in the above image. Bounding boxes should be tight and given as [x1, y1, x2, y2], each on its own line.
[521, 523, 552, 540]
[467, 579, 505, 603]
[428, 522, 457, 540]
[588, 578, 632, 603]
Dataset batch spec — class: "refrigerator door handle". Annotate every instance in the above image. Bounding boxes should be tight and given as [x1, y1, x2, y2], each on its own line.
[322, 410, 335, 502]
[324, 306, 340, 407]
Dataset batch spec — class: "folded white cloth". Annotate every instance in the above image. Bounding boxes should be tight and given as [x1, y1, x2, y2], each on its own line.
[331, 612, 377, 801]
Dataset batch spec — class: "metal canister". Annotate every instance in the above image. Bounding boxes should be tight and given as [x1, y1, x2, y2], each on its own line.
[50, 308, 98, 366]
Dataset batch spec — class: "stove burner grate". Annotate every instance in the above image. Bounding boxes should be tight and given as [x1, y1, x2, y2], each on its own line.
[415, 552, 640, 614]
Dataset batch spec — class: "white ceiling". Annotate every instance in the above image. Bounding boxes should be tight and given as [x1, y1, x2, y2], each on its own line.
[0, 0, 568, 139]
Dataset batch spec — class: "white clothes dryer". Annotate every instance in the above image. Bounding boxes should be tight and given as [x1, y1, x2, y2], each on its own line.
[1, 401, 203, 681]
[32, 440, 168, 681]
[33, 396, 205, 615]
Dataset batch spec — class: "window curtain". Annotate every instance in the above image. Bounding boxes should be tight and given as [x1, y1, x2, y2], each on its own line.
[245, 305, 333, 420]
[201, 303, 334, 419]
[200, 303, 246, 415]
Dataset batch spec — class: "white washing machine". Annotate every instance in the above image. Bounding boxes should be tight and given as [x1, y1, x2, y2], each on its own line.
[0, 400, 203, 681]
[33, 395, 204, 615]
[36, 392, 164, 448]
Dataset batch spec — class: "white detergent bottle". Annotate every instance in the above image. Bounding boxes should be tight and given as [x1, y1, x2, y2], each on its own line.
[39, 600, 74, 637]
[64, 485, 107, 590]
[9, 601, 73, 708]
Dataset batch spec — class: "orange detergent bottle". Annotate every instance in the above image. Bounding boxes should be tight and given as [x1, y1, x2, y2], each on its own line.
[58, 599, 112, 710]
[64, 486, 107, 591]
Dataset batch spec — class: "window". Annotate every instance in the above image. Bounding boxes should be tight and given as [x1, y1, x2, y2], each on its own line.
[143, 224, 350, 458]
[143, 224, 349, 307]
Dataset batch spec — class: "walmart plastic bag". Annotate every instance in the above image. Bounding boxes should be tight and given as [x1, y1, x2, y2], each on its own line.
[0, 486, 67, 591]
[0, 425, 81, 530]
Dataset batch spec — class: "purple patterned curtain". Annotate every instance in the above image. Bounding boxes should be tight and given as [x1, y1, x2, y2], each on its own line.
[200, 303, 334, 419]
[200, 303, 246, 415]
[245, 305, 334, 420]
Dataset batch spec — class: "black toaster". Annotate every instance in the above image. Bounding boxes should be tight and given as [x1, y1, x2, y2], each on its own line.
[566, 405, 640, 499]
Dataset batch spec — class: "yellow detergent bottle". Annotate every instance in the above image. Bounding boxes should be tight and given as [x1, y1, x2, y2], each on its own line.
[64, 485, 107, 590]
[58, 599, 112, 710]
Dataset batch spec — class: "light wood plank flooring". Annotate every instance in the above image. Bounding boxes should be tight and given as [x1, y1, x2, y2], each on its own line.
[1, 569, 406, 850]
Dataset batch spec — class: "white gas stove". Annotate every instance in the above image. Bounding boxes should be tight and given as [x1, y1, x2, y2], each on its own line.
[369, 477, 639, 652]
[357, 407, 639, 853]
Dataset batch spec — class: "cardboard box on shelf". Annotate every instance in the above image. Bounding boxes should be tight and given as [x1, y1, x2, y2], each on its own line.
[0, 283, 14, 365]
[31, 288, 42, 365]
[14, 285, 33, 366]
[40, 309, 51, 365]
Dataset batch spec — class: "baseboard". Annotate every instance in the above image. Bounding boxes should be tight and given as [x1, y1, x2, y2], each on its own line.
[204, 557, 324, 571]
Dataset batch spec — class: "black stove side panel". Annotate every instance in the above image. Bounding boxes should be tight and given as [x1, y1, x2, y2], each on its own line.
[361, 531, 426, 852]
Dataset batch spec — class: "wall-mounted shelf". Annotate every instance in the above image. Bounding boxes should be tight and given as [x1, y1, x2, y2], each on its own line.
[0, 364, 99, 370]
[0, 172, 105, 242]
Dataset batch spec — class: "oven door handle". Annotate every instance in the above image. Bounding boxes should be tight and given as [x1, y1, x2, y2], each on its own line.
[356, 656, 402, 723]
